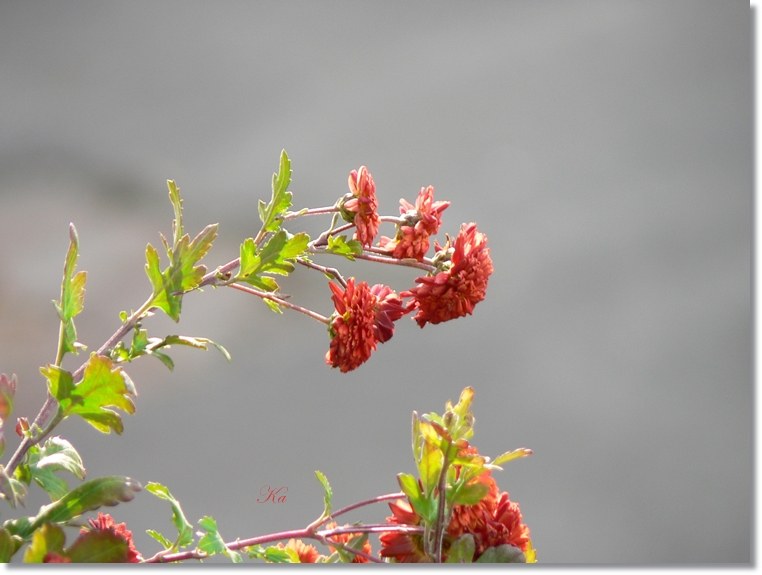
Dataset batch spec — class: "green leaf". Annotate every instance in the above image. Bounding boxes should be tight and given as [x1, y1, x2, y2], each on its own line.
[315, 470, 332, 517]
[263, 299, 283, 314]
[53, 223, 87, 357]
[196, 516, 241, 562]
[247, 544, 300, 563]
[475, 543, 526, 563]
[236, 231, 309, 289]
[325, 235, 363, 260]
[23, 523, 66, 563]
[40, 365, 74, 404]
[417, 439, 443, 499]
[397, 473, 435, 523]
[150, 335, 231, 363]
[491, 448, 533, 467]
[145, 481, 194, 549]
[449, 480, 489, 506]
[0, 466, 27, 509]
[445, 533, 475, 563]
[25, 436, 86, 501]
[146, 529, 173, 550]
[55, 353, 136, 435]
[27, 476, 141, 537]
[0, 527, 16, 562]
[145, 182, 219, 322]
[259, 150, 293, 233]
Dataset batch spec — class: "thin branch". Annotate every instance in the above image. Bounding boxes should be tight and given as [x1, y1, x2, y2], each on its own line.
[296, 258, 347, 287]
[227, 283, 329, 324]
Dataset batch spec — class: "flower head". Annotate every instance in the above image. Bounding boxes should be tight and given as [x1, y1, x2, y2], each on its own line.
[80, 512, 142, 563]
[342, 166, 380, 248]
[403, 222, 493, 327]
[378, 186, 450, 262]
[275, 539, 321, 563]
[43, 553, 71, 563]
[378, 499, 428, 563]
[325, 522, 373, 562]
[326, 279, 406, 372]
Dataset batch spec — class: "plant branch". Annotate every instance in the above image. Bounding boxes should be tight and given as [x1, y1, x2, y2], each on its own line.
[227, 283, 330, 324]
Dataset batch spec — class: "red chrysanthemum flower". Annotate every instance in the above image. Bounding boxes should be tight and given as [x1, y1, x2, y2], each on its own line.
[378, 186, 450, 262]
[326, 278, 378, 372]
[342, 166, 380, 248]
[81, 513, 142, 563]
[378, 499, 429, 563]
[325, 522, 373, 563]
[326, 279, 408, 372]
[275, 539, 321, 563]
[403, 222, 493, 327]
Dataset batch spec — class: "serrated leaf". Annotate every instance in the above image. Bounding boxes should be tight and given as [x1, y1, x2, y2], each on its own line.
[475, 543, 526, 563]
[55, 354, 136, 435]
[196, 516, 240, 562]
[64, 528, 132, 563]
[145, 243, 181, 321]
[23, 522, 65, 563]
[54, 223, 87, 357]
[236, 231, 309, 288]
[259, 150, 293, 233]
[247, 545, 299, 563]
[28, 476, 141, 536]
[315, 470, 332, 517]
[325, 235, 363, 260]
[445, 533, 475, 563]
[0, 527, 16, 562]
[145, 482, 193, 549]
[146, 529, 173, 550]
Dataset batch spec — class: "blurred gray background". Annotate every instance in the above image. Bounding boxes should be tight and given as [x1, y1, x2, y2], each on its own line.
[0, 0, 751, 564]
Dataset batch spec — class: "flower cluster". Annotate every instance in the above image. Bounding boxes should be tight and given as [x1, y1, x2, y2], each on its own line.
[379, 452, 533, 563]
[325, 167, 493, 372]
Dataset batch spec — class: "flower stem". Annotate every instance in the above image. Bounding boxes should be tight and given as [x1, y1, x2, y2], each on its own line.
[227, 283, 330, 324]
